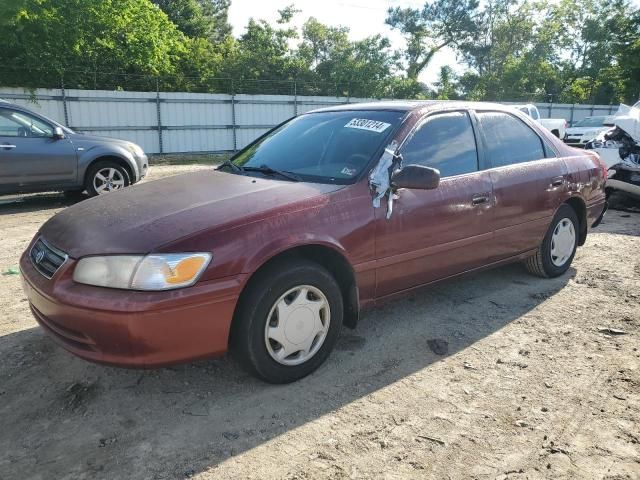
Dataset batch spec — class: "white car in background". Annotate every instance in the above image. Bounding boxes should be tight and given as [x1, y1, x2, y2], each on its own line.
[585, 103, 640, 203]
[564, 115, 613, 148]
[512, 104, 568, 139]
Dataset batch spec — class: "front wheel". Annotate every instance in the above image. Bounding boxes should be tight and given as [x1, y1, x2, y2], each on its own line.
[85, 161, 130, 197]
[231, 259, 343, 383]
[525, 204, 579, 278]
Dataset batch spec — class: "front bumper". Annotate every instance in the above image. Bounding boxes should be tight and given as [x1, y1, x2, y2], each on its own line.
[564, 136, 587, 148]
[136, 154, 149, 182]
[20, 250, 245, 368]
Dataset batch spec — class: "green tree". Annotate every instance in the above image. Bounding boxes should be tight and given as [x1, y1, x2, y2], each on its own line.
[434, 65, 458, 99]
[548, 0, 640, 103]
[151, 0, 231, 42]
[386, 0, 479, 80]
[224, 8, 305, 92]
[1, 0, 187, 89]
[456, 0, 559, 101]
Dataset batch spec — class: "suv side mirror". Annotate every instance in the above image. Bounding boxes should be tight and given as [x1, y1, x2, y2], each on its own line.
[52, 126, 65, 140]
[391, 164, 440, 190]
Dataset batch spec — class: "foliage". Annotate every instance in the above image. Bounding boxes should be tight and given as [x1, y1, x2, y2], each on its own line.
[457, 0, 640, 103]
[151, 0, 231, 42]
[0, 0, 638, 104]
[386, 0, 480, 80]
[0, 0, 187, 89]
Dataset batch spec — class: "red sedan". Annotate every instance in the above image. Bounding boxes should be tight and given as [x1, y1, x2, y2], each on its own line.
[20, 101, 607, 383]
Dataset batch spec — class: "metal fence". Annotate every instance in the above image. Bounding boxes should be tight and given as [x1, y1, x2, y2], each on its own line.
[0, 87, 621, 155]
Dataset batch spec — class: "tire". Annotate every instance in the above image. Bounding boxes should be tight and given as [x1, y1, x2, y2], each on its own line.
[525, 204, 579, 278]
[231, 259, 343, 384]
[85, 161, 130, 197]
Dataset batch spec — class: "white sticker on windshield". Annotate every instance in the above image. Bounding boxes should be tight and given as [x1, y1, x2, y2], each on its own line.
[344, 118, 391, 133]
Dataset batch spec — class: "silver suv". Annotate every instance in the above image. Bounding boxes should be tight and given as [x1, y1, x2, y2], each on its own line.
[0, 100, 148, 196]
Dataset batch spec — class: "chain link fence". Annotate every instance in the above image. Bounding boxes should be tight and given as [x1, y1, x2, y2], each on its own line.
[0, 67, 626, 155]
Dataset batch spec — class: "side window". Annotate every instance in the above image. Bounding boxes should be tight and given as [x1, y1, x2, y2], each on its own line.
[400, 111, 478, 177]
[0, 109, 53, 138]
[477, 111, 546, 168]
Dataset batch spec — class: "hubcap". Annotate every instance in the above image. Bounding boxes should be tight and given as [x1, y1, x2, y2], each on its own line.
[550, 217, 576, 267]
[94, 168, 125, 194]
[264, 285, 330, 366]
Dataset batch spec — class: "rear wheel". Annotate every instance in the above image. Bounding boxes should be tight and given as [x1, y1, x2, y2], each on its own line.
[231, 259, 343, 383]
[85, 161, 130, 197]
[525, 204, 579, 278]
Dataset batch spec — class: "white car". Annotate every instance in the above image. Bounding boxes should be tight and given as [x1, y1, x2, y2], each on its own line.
[512, 104, 568, 139]
[564, 116, 614, 148]
[585, 104, 640, 202]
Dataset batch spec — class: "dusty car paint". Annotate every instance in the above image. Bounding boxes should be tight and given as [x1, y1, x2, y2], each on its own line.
[20, 101, 607, 368]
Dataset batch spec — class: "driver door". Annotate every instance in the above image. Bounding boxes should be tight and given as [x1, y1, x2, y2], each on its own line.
[0, 107, 77, 193]
[374, 110, 495, 297]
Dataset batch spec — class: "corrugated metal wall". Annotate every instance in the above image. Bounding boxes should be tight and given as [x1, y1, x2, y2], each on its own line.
[0, 87, 620, 155]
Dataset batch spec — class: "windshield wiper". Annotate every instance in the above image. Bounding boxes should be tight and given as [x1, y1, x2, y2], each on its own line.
[243, 164, 302, 182]
[217, 159, 243, 173]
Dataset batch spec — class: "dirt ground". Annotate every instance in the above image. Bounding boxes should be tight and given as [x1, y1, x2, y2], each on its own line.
[0, 165, 638, 480]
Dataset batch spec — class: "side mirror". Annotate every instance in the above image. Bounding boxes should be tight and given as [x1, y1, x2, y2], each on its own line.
[391, 164, 440, 190]
[52, 126, 65, 140]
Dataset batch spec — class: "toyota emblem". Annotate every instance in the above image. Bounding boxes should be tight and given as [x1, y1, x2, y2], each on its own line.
[35, 250, 45, 264]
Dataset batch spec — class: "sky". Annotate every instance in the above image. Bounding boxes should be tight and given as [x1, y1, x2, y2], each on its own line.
[228, 0, 640, 85]
[227, 0, 454, 85]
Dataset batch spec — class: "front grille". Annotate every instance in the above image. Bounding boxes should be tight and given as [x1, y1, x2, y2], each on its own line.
[30, 237, 68, 279]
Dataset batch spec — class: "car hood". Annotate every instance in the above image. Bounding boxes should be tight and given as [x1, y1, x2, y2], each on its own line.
[39, 170, 344, 258]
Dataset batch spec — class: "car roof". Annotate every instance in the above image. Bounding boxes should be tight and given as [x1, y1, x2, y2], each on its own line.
[0, 99, 27, 111]
[308, 100, 514, 114]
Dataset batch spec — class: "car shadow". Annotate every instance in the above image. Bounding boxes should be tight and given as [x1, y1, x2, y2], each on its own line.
[0, 192, 88, 215]
[0, 264, 574, 479]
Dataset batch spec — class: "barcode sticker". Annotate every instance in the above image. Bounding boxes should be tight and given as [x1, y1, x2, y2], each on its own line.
[344, 118, 391, 133]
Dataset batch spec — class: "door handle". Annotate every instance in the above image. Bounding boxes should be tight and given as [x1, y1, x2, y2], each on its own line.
[549, 177, 564, 188]
[471, 195, 489, 206]
[0, 144, 16, 149]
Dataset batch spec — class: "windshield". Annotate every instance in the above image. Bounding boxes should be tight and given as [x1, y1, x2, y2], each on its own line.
[573, 116, 606, 127]
[231, 110, 405, 184]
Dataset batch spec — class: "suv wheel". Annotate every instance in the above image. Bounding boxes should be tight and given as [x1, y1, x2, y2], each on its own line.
[86, 161, 130, 197]
[231, 259, 343, 383]
[525, 204, 579, 278]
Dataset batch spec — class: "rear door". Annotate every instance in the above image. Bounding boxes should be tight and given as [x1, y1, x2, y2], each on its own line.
[474, 110, 567, 260]
[0, 107, 77, 192]
[374, 110, 495, 297]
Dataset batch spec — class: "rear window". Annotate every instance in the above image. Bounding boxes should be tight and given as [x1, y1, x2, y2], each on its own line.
[232, 110, 405, 184]
[478, 111, 547, 167]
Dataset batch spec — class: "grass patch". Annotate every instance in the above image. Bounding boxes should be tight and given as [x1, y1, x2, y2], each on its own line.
[149, 153, 231, 166]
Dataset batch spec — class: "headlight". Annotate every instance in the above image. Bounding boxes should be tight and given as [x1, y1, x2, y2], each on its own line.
[126, 143, 145, 158]
[73, 253, 211, 290]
